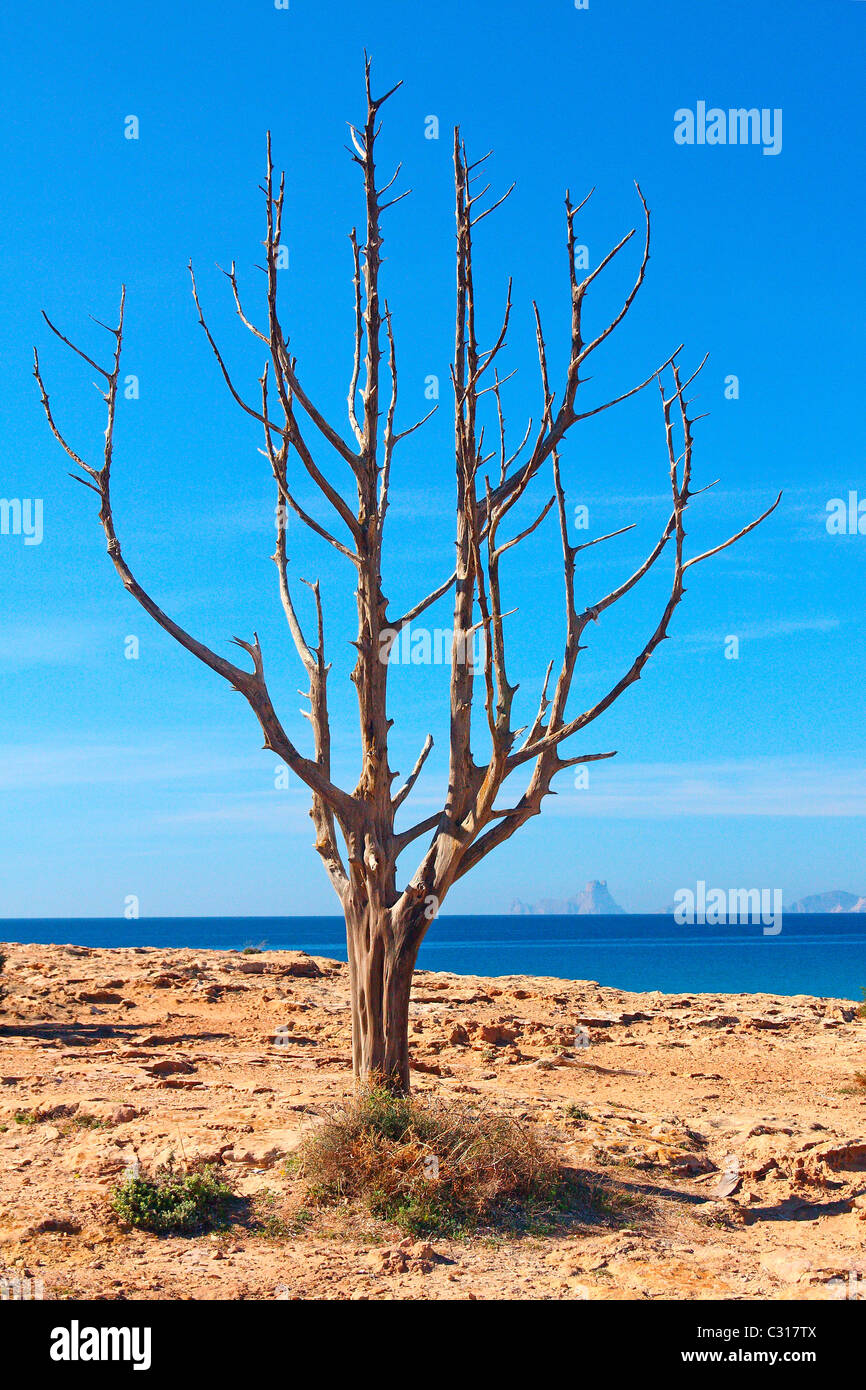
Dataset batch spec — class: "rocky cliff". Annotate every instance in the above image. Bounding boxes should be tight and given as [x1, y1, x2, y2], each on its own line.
[510, 880, 625, 915]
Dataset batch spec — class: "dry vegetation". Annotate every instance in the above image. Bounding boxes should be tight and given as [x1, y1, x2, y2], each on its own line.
[295, 1085, 572, 1236]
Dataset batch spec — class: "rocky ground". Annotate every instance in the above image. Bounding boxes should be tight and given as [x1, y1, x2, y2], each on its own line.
[1, 941, 865, 1301]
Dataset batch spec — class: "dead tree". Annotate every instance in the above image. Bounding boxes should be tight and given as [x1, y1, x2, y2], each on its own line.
[35, 62, 780, 1092]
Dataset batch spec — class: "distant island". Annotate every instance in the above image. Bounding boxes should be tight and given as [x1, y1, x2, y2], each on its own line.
[785, 890, 866, 914]
[510, 880, 625, 916]
[659, 889, 866, 915]
[512, 884, 866, 916]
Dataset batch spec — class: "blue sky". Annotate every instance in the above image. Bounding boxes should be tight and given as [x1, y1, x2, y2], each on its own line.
[1, 0, 864, 918]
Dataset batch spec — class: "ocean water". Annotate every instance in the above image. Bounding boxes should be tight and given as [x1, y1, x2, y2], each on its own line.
[2, 914, 865, 1000]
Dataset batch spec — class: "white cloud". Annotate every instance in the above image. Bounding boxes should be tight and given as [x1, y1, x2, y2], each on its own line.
[150, 791, 312, 830]
[400, 755, 866, 820]
[0, 740, 263, 792]
[0, 621, 98, 671]
[680, 615, 841, 648]
[544, 755, 866, 818]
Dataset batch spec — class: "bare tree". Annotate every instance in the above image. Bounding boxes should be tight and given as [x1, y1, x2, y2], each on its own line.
[35, 62, 780, 1092]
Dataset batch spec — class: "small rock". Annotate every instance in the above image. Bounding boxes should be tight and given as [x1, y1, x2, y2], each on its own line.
[479, 1024, 517, 1045]
[145, 1058, 196, 1077]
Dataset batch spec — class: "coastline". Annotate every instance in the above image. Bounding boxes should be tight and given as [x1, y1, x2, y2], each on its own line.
[2, 941, 865, 1300]
[2, 913, 863, 998]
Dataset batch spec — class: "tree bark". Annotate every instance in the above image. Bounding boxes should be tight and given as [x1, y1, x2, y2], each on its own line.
[345, 899, 420, 1094]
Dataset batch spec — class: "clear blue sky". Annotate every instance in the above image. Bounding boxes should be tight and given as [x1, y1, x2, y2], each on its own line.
[1, 0, 864, 917]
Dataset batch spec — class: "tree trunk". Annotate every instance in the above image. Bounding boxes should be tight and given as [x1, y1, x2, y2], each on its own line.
[345, 902, 419, 1094]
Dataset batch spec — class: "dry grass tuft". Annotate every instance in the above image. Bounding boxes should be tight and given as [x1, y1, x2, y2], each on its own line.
[295, 1085, 570, 1236]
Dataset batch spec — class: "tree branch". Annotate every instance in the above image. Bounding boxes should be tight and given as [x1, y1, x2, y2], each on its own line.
[35, 289, 357, 825]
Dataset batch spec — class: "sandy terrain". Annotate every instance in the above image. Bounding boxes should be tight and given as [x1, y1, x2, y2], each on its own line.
[1, 941, 865, 1301]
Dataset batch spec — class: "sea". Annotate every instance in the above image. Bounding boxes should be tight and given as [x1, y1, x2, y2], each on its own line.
[2, 914, 865, 1000]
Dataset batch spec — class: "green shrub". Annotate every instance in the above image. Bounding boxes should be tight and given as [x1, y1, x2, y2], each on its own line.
[296, 1086, 569, 1237]
[69, 1112, 104, 1130]
[110, 1161, 233, 1234]
[249, 1187, 313, 1239]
